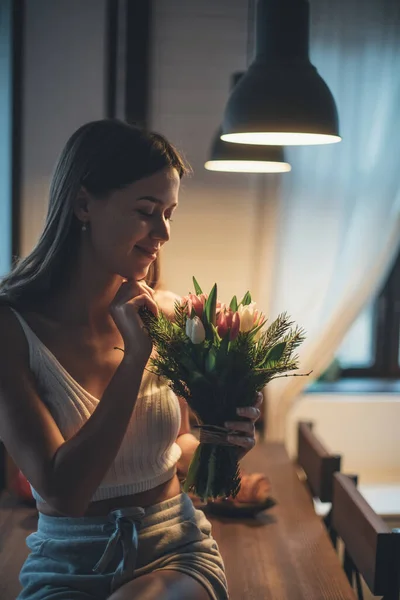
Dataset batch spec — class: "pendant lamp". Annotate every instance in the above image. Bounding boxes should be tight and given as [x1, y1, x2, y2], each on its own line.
[221, 0, 341, 146]
[205, 73, 291, 173]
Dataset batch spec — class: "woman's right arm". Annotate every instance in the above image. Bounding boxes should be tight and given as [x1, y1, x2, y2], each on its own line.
[0, 282, 158, 517]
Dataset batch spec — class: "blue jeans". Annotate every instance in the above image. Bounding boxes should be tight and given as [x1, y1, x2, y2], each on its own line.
[18, 493, 228, 599]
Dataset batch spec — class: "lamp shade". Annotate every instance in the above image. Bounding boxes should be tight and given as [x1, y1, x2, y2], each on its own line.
[221, 0, 341, 146]
[205, 128, 291, 173]
[205, 72, 291, 173]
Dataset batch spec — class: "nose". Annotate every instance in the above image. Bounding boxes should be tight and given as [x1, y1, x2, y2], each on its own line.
[151, 216, 170, 243]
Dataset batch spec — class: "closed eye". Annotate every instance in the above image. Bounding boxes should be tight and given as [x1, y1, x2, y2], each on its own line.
[137, 210, 174, 222]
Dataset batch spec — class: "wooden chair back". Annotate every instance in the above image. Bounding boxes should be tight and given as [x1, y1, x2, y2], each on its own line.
[297, 421, 341, 502]
[332, 473, 400, 600]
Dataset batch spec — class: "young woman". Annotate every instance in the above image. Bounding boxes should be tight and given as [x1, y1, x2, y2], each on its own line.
[0, 119, 262, 600]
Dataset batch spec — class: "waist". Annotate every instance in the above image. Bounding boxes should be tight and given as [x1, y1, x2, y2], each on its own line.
[37, 473, 182, 517]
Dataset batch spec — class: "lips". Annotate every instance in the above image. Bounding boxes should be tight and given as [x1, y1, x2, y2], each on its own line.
[135, 245, 159, 259]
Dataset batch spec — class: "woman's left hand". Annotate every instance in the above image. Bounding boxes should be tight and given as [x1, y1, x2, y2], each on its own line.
[224, 392, 263, 460]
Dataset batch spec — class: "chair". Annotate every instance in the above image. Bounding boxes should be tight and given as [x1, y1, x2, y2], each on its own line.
[297, 421, 341, 543]
[297, 421, 342, 502]
[332, 472, 400, 600]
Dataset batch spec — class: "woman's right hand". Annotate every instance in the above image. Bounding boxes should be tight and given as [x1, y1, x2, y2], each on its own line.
[110, 279, 159, 365]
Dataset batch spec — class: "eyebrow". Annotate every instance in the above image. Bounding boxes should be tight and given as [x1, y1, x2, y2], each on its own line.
[137, 195, 178, 208]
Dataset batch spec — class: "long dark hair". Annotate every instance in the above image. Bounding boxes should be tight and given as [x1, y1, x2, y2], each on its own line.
[0, 119, 189, 307]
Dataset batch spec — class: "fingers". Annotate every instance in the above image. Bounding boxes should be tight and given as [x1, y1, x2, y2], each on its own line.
[110, 293, 158, 330]
[224, 420, 255, 435]
[224, 396, 262, 455]
[130, 293, 159, 317]
[254, 391, 264, 408]
[236, 406, 261, 421]
[225, 418, 256, 452]
[111, 280, 145, 306]
[111, 280, 156, 310]
[227, 432, 255, 450]
[135, 280, 155, 298]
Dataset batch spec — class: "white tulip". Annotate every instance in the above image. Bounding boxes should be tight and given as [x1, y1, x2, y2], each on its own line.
[238, 302, 257, 332]
[185, 316, 206, 344]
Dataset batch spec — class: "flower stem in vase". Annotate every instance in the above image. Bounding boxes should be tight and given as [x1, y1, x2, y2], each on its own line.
[183, 443, 242, 501]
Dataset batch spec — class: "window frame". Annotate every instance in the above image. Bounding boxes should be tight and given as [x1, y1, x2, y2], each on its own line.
[340, 252, 400, 379]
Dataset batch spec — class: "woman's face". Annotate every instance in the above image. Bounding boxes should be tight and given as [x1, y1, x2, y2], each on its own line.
[86, 167, 180, 281]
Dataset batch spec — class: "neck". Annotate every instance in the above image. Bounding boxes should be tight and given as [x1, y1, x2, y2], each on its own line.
[41, 255, 124, 332]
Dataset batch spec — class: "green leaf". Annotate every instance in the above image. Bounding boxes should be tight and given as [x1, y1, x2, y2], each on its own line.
[248, 319, 266, 341]
[203, 321, 215, 342]
[218, 334, 230, 355]
[264, 341, 287, 366]
[229, 295, 238, 312]
[192, 276, 203, 295]
[204, 283, 217, 326]
[205, 445, 217, 499]
[239, 291, 252, 306]
[214, 336, 231, 373]
[171, 322, 182, 333]
[205, 348, 217, 374]
[210, 324, 221, 344]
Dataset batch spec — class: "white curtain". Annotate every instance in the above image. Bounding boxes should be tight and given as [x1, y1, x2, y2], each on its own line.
[260, 0, 400, 441]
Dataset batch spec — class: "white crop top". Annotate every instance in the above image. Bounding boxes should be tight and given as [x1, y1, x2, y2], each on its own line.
[11, 309, 182, 505]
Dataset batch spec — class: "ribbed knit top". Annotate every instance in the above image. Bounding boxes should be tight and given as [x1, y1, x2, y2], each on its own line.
[10, 309, 182, 505]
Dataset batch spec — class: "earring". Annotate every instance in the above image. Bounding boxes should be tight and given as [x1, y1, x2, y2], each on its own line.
[82, 223, 87, 232]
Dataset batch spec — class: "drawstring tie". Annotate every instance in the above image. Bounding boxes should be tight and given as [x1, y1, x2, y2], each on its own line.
[93, 506, 145, 592]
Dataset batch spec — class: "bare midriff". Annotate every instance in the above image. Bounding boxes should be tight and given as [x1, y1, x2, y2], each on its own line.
[36, 473, 182, 517]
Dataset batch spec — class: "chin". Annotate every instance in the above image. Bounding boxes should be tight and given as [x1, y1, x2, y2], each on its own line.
[118, 265, 150, 281]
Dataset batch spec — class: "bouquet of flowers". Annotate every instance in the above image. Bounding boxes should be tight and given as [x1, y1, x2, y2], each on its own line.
[139, 277, 306, 501]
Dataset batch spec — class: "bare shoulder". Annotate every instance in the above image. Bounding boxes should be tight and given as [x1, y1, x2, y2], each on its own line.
[154, 289, 182, 320]
[0, 304, 28, 359]
[0, 304, 35, 404]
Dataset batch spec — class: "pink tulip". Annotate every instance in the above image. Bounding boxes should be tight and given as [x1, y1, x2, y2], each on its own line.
[216, 301, 226, 315]
[225, 310, 234, 327]
[254, 311, 266, 327]
[181, 293, 207, 318]
[230, 312, 240, 341]
[217, 310, 229, 338]
[216, 308, 241, 341]
[191, 294, 205, 317]
[250, 311, 266, 341]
